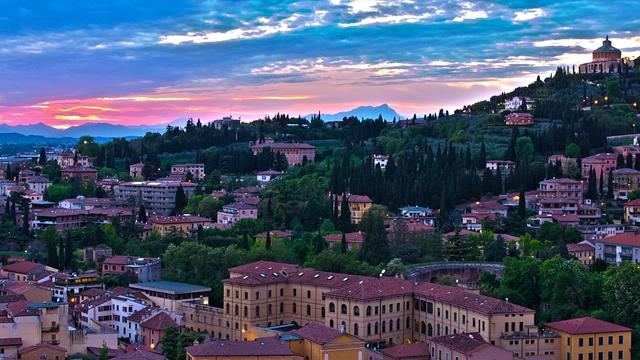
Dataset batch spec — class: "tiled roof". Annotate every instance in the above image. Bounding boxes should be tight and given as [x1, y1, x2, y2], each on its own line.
[430, 332, 488, 355]
[624, 199, 640, 207]
[223, 202, 258, 210]
[325, 277, 414, 301]
[292, 322, 346, 345]
[257, 170, 283, 176]
[3, 281, 42, 295]
[18, 342, 67, 354]
[414, 283, 534, 315]
[150, 215, 213, 224]
[567, 243, 595, 252]
[347, 194, 372, 203]
[128, 306, 156, 323]
[539, 178, 581, 185]
[187, 337, 297, 356]
[228, 261, 300, 275]
[112, 349, 165, 360]
[80, 288, 108, 298]
[1, 261, 44, 274]
[598, 233, 640, 247]
[583, 153, 617, 163]
[380, 343, 429, 359]
[324, 232, 364, 243]
[140, 311, 177, 331]
[251, 142, 315, 150]
[545, 317, 631, 335]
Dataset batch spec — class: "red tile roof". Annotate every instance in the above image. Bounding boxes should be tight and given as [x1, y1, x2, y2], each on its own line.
[567, 243, 595, 252]
[112, 349, 165, 360]
[324, 232, 364, 243]
[140, 311, 177, 331]
[325, 277, 414, 301]
[292, 322, 350, 345]
[380, 343, 429, 359]
[545, 317, 631, 335]
[347, 194, 372, 203]
[187, 337, 297, 357]
[18, 342, 67, 354]
[598, 233, 640, 247]
[624, 199, 640, 207]
[228, 261, 300, 275]
[0, 337, 22, 346]
[430, 332, 489, 355]
[150, 215, 213, 224]
[1, 261, 44, 274]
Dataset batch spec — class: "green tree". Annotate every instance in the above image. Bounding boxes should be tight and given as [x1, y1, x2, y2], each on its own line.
[174, 185, 187, 214]
[40, 227, 60, 268]
[162, 326, 205, 360]
[564, 143, 581, 158]
[498, 256, 541, 309]
[137, 205, 148, 223]
[603, 262, 640, 326]
[359, 206, 390, 265]
[515, 137, 534, 164]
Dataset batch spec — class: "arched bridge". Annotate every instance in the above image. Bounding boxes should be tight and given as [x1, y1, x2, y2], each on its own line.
[406, 262, 504, 286]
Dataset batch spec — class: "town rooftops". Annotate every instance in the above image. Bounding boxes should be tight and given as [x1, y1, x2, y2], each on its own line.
[1, 261, 44, 274]
[33, 208, 87, 217]
[130, 280, 211, 294]
[18, 342, 67, 355]
[292, 322, 347, 345]
[140, 311, 177, 331]
[187, 337, 298, 357]
[112, 349, 165, 360]
[598, 233, 640, 247]
[119, 180, 196, 187]
[149, 215, 212, 224]
[380, 342, 428, 359]
[545, 317, 631, 335]
[228, 260, 300, 275]
[25, 175, 51, 183]
[324, 277, 414, 301]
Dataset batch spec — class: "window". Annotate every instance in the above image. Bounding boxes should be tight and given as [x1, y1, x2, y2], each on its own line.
[280, 302, 284, 314]
[608, 336, 613, 345]
[366, 306, 372, 316]
[341, 304, 348, 314]
[244, 292, 248, 300]
[421, 322, 426, 335]
[589, 337, 594, 346]
[306, 305, 311, 316]
[406, 317, 410, 329]
[255, 291, 260, 300]
[293, 289, 297, 296]
[268, 290, 272, 298]
[329, 303, 335, 313]
[234, 305, 239, 316]
[307, 290, 311, 298]
[280, 288, 284, 296]
[354, 323, 359, 336]
[293, 303, 297, 314]
[268, 304, 272, 315]
[322, 307, 325, 318]
[375, 322, 379, 335]
[243, 306, 248, 317]
[619, 335, 624, 344]
[330, 319, 334, 328]
[255, 306, 260, 317]
[382, 320, 386, 333]
[382, 305, 386, 314]
[367, 323, 371, 336]
[354, 306, 360, 316]
[579, 338, 584, 347]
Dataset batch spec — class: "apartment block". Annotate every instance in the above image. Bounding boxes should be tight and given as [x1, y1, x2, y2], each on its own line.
[113, 181, 196, 215]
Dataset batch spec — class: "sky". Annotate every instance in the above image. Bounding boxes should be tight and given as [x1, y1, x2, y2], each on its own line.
[1, 1, 640, 129]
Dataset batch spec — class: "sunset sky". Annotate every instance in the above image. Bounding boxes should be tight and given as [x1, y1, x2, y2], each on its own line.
[1, 1, 640, 129]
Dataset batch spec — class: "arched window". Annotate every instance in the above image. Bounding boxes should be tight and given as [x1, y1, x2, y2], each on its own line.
[234, 305, 239, 316]
[428, 323, 433, 336]
[436, 324, 440, 336]
[330, 319, 334, 328]
[243, 306, 248, 317]
[367, 323, 371, 336]
[445, 326, 448, 335]
[321, 307, 325, 318]
[341, 304, 348, 314]
[225, 303, 229, 314]
[341, 321, 346, 331]
[406, 317, 410, 329]
[353, 306, 360, 316]
[382, 320, 386, 333]
[329, 303, 335, 313]
[354, 323, 359, 336]
[366, 306, 372, 316]
[396, 318, 400, 331]
[255, 306, 260, 317]
[375, 322, 379, 335]
[421, 321, 426, 335]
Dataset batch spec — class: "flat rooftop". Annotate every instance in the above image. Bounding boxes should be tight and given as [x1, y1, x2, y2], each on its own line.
[130, 280, 211, 294]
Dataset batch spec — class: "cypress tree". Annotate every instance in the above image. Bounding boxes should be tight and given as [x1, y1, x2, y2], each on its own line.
[265, 230, 271, 250]
[173, 185, 186, 214]
[339, 194, 351, 231]
[627, 153, 634, 168]
[599, 168, 604, 197]
[518, 187, 526, 219]
[64, 231, 73, 269]
[138, 205, 147, 223]
[340, 232, 347, 254]
[587, 168, 597, 199]
[241, 232, 250, 250]
[38, 147, 47, 166]
[617, 154, 625, 168]
[607, 168, 614, 199]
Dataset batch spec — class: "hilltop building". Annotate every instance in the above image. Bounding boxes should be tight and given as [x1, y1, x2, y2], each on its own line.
[579, 36, 623, 74]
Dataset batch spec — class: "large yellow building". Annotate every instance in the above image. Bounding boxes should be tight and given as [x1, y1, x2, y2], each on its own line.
[545, 317, 632, 360]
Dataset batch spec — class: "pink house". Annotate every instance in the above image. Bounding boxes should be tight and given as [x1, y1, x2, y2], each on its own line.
[581, 153, 617, 183]
[216, 202, 258, 225]
[250, 142, 316, 165]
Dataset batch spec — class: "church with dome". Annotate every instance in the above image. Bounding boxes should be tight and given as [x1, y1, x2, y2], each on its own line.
[579, 36, 623, 74]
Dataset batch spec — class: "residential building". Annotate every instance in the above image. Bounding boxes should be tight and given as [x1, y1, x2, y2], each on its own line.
[538, 178, 583, 203]
[505, 96, 535, 111]
[18, 343, 67, 360]
[59, 196, 124, 210]
[55, 151, 94, 168]
[545, 317, 631, 360]
[624, 199, 640, 225]
[25, 176, 52, 195]
[212, 116, 241, 130]
[336, 194, 373, 224]
[216, 202, 258, 225]
[612, 168, 640, 199]
[0, 301, 70, 349]
[485, 160, 516, 175]
[504, 113, 533, 126]
[171, 163, 205, 180]
[49, 273, 103, 304]
[567, 242, 595, 266]
[427, 332, 514, 360]
[379, 342, 429, 360]
[324, 231, 364, 251]
[0, 261, 49, 282]
[129, 281, 211, 313]
[0, 281, 53, 303]
[579, 36, 623, 74]
[256, 170, 283, 185]
[101, 256, 161, 282]
[187, 337, 302, 360]
[595, 233, 640, 265]
[140, 311, 179, 349]
[288, 322, 367, 360]
[582, 153, 617, 183]
[374, 154, 390, 169]
[60, 166, 98, 184]
[113, 181, 197, 215]
[250, 142, 316, 165]
[400, 206, 433, 219]
[18, 169, 36, 183]
[129, 163, 144, 179]
[30, 208, 86, 232]
[150, 215, 214, 237]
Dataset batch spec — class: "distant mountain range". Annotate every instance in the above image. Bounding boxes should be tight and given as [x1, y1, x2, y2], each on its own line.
[0, 105, 405, 142]
[306, 104, 405, 122]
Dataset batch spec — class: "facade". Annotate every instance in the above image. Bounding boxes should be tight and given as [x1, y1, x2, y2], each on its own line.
[400, 206, 433, 219]
[0, 301, 70, 349]
[545, 317, 631, 360]
[60, 166, 98, 184]
[582, 154, 617, 183]
[18, 343, 67, 360]
[567, 242, 595, 266]
[336, 194, 373, 224]
[505, 96, 535, 111]
[171, 163, 206, 180]
[623, 199, 640, 225]
[612, 168, 640, 200]
[504, 113, 533, 126]
[579, 36, 623, 74]
[288, 322, 368, 360]
[101, 256, 161, 282]
[150, 215, 214, 237]
[140, 311, 179, 348]
[129, 163, 144, 179]
[595, 233, 640, 265]
[324, 231, 364, 251]
[113, 181, 197, 215]
[18, 169, 36, 183]
[212, 116, 241, 130]
[374, 154, 390, 169]
[256, 170, 283, 184]
[31, 207, 134, 233]
[187, 337, 302, 360]
[486, 160, 516, 175]
[0, 261, 48, 282]
[250, 142, 316, 165]
[25, 176, 52, 195]
[55, 152, 94, 168]
[216, 202, 258, 225]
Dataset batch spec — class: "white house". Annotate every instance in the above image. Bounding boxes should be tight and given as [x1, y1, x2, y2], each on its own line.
[505, 96, 535, 111]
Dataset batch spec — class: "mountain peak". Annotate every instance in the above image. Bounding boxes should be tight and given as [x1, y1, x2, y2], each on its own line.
[307, 104, 404, 122]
